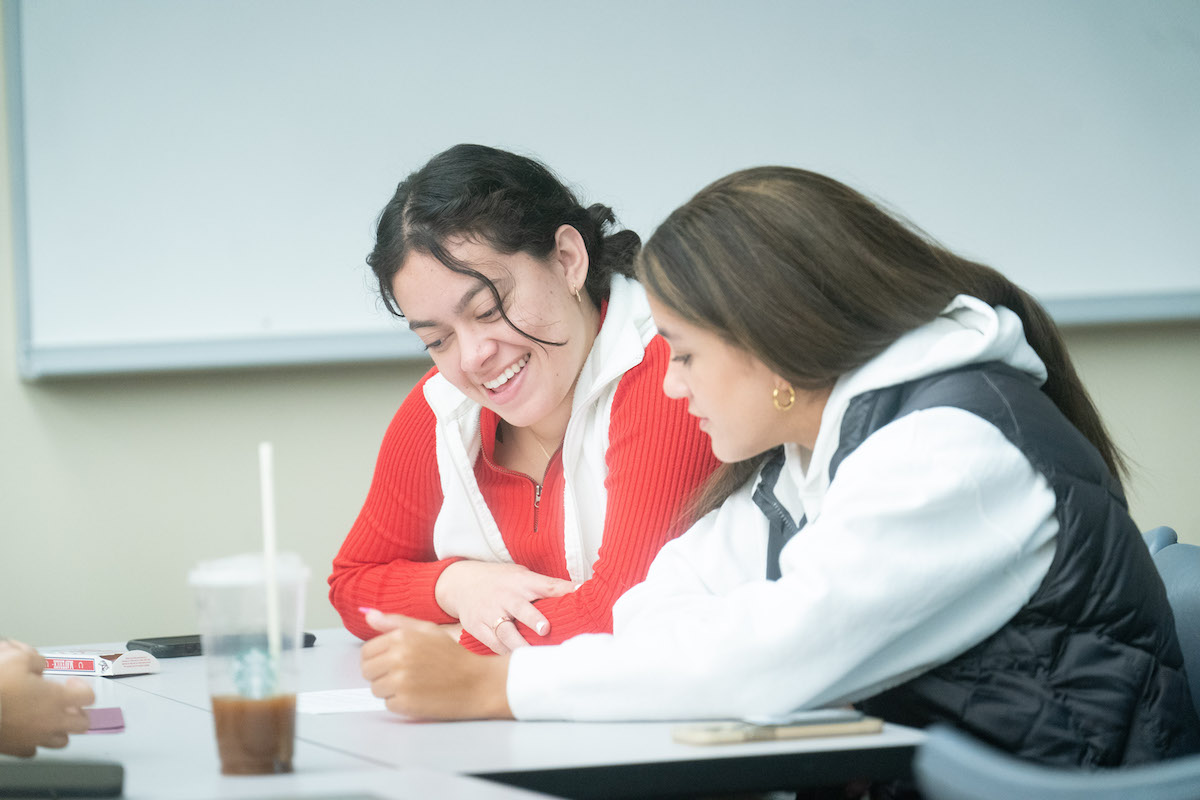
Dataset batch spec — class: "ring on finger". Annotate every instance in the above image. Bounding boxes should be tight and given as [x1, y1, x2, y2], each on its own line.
[492, 615, 514, 635]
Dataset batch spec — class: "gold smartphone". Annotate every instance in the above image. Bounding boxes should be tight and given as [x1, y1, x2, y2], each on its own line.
[672, 709, 883, 745]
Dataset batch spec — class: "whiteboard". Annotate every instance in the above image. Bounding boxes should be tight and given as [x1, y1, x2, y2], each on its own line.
[7, 0, 1199, 378]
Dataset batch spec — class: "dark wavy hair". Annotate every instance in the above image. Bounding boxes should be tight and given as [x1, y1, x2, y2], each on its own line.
[368, 144, 640, 346]
[638, 166, 1126, 519]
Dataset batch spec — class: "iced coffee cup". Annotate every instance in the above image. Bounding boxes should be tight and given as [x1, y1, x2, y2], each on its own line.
[188, 552, 309, 775]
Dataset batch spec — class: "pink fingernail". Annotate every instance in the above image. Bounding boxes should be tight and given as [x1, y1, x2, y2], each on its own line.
[536, 621, 548, 635]
[359, 606, 380, 616]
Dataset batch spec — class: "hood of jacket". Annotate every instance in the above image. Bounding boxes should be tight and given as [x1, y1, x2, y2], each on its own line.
[781, 294, 1048, 507]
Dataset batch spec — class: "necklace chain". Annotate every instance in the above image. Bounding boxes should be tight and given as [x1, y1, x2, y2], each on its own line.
[503, 421, 557, 464]
[528, 430, 554, 461]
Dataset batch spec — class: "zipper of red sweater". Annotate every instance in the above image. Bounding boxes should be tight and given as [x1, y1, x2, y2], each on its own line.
[533, 483, 542, 532]
[478, 433, 549, 533]
[531, 442, 563, 533]
[487, 467, 542, 532]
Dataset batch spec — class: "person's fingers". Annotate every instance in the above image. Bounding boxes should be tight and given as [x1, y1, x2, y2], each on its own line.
[360, 648, 394, 683]
[360, 634, 389, 662]
[360, 621, 433, 684]
[62, 707, 91, 735]
[24, 647, 45, 676]
[0, 639, 38, 656]
[365, 669, 393, 699]
[360, 612, 426, 661]
[360, 627, 400, 661]
[7, 742, 36, 758]
[362, 608, 408, 633]
[40, 731, 70, 749]
[385, 694, 415, 717]
[62, 678, 95, 707]
[536, 578, 576, 599]
[437, 623, 464, 641]
[511, 604, 551, 638]
[475, 611, 525, 655]
[478, 621, 509, 656]
[495, 619, 530, 653]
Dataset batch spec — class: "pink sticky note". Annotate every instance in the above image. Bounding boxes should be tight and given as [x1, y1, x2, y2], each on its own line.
[85, 707, 125, 734]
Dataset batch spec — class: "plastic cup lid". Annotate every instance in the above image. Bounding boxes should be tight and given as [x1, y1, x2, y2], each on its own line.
[188, 552, 309, 587]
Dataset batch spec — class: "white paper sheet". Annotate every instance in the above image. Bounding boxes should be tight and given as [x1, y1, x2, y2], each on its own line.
[297, 687, 388, 714]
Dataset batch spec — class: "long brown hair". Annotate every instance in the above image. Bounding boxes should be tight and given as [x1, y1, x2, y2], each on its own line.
[638, 167, 1125, 519]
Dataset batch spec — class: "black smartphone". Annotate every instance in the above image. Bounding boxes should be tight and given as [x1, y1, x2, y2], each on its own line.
[0, 759, 123, 797]
[126, 632, 316, 658]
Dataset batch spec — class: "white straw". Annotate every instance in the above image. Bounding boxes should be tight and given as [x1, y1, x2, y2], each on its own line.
[258, 441, 281, 673]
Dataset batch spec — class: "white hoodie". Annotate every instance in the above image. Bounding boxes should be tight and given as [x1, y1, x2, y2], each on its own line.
[508, 295, 1059, 720]
[422, 273, 657, 582]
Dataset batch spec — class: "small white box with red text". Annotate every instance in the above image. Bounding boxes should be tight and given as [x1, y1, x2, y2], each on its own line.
[42, 650, 160, 677]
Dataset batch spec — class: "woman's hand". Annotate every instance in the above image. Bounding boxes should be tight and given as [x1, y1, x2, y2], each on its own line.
[360, 611, 513, 720]
[436, 622, 464, 641]
[0, 639, 95, 757]
[434, 561, 576, 654]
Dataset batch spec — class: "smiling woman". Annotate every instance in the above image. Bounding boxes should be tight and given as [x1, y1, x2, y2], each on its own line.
[327, 144, 719, 656]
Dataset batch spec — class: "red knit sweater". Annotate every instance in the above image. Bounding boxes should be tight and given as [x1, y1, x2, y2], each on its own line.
[328, 334, 719, 654]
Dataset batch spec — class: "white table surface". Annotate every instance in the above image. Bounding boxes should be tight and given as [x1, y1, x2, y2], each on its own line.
[32, 628, 925, 798]
[21, 662, 549, 799]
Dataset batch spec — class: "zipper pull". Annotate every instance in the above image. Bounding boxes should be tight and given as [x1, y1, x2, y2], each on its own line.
[534, 483, 542, 507]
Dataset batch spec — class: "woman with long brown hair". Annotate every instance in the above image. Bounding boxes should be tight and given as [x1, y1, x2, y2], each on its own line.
[359, 166, 1199, 768]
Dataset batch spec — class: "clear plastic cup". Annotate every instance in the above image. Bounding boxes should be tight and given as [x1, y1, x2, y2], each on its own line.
[188, 552, 309, 775]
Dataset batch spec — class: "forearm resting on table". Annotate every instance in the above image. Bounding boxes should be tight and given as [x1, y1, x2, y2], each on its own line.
[330, 556, 461, 638]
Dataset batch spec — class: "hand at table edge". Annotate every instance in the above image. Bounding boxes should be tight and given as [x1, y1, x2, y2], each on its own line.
[360, 610, 514, 721]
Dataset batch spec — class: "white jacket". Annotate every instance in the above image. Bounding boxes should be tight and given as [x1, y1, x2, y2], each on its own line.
[423, 274, 657, 582]
[508, 295, 1060, 720]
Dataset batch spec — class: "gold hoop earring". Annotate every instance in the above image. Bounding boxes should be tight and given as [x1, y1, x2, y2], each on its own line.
[573, 285, 582, 304]
[773, 386, 796, 411]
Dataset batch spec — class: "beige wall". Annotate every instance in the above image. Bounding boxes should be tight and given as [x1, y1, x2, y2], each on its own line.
[0, 9, 431, 646]
[3, 13, 1198, 647]
[1056, 321, 1200, 540]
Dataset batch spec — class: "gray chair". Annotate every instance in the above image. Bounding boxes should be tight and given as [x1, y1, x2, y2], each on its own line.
[914, 724, 1200, 800]
[914, 527, 1200, 799]
[1153, 531, 1200, 721]
[1145, 525, 1181, 554]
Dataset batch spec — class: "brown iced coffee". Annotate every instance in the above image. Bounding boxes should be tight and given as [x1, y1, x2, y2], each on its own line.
[211, 694, 296, 775]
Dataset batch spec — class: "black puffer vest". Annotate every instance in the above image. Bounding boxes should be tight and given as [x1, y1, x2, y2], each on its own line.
[829, 363, 1200, 766]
